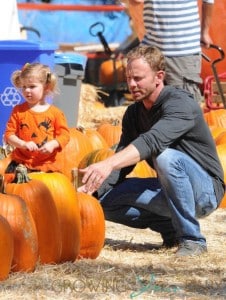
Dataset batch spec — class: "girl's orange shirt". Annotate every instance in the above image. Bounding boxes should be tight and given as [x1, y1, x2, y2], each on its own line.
[4, 102, 70, 172]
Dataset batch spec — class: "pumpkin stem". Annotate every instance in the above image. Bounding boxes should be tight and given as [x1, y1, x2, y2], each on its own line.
[0, 175, 4, 193]
[76, 126, 85, 133]
[113, 119, 120, 126]
[13, 164, 31, 184]
[71, 168, 78, 190]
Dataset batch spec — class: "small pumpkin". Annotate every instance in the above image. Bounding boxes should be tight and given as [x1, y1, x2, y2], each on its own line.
[204, 109, 226, 128]
[0, 215, 14, 280]
[215, 131, 226, 146]
[56, 127, 94, 180]
[29, 171, 81, 262]
[208, 126, 226, 141]
[4, 165, 61, 264]
[99, 59, 126, 86]
[97, 121, 122, 148]
[77, 192, 105, 259]
[78, 148, 114, 187]
[127, 160, 157, 178]
[216, 144, 226, 208]
[76, 126, 109, 150]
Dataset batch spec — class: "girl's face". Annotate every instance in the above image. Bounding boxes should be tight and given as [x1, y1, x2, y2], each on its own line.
[20, 77, 47, 107]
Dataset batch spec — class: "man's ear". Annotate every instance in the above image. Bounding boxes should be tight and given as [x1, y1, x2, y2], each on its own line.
[156, 70, 165, 84]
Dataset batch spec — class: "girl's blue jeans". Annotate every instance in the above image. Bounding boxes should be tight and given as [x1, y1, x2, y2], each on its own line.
[99, 149, 218, 244]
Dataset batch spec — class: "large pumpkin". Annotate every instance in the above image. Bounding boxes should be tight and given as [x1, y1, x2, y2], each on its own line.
[4, 165, 61, 264]
[77, 192, 105, 259]
[0, 184, 38, 272]
[29, 171, 81, 262]
[0, 215, 14, 280]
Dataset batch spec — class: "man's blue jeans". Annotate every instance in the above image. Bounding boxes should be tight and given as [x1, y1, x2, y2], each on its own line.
[100, 149, 218, 244]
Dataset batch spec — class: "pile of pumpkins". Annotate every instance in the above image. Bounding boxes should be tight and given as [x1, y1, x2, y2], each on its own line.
[0, 111, 226, 281]
[0, 163, 105, 280]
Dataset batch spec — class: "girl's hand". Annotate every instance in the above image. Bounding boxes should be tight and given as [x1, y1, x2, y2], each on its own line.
[25, 141, 39, 152]
[39, 140, 59, 154]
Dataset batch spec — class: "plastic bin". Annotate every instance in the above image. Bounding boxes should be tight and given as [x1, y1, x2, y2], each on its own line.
[54, 52, 87, 127]
[0, 40, 57, 143]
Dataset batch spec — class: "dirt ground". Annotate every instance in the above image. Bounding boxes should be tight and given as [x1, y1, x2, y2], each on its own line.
[0, 208, 225, 300]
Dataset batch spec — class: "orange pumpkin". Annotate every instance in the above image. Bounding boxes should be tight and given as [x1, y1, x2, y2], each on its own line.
[77, 127, 109, 150]
[203, 109, 226, 128]
[216, 144, 226, 208]
[57, 127, 94, 180]
[215, 131, 226, 146]
[97, 121, 122, 148]
[99, 59, 126, 86]
[78, 148, 114, 187]
[0, 189, 38, 272]
[4, 165, 61, 264]
[77, 192, 105, 259]
[127, 160, 157, 178]
[0, 215, 13, 280]
[29, 171, 81, 262]
[208, 126, 226, 141]
[78, 148, 114, 169]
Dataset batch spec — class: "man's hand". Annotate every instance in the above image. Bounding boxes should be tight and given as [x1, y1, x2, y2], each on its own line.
[77, 144, 140, 194]
[77, 160, 113, 194]
[201, 32, 213, 49]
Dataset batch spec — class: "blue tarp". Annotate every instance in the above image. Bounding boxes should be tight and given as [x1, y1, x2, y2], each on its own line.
[17, 0, 132, 45]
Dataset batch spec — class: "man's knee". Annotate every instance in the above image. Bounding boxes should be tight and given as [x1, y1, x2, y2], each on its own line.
[154, 148, 178, 172]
